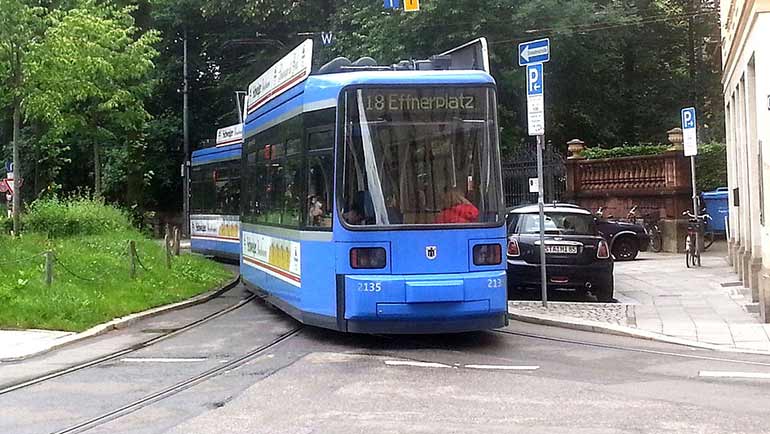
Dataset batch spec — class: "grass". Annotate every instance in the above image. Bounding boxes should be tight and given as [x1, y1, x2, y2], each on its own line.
[0, 199, 233, 332]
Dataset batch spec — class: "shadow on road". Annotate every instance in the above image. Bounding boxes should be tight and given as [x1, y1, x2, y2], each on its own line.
[509, 289, 606, 303]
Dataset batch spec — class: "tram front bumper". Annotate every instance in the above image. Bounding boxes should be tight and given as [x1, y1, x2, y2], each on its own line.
[343, 270, 508, 332]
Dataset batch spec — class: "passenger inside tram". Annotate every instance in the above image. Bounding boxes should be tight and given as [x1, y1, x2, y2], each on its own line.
[435, 187, 479, 224]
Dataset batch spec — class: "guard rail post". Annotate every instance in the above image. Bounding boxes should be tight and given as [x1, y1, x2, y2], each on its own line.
[128, 240, 137, 279]
[44, 251, 54, 287]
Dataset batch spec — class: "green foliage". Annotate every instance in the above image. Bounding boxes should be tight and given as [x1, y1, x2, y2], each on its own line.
[582, 144, 670, 160]
[24, 197, 131, 237]
[2, 0, 727, 216]
[0, 229, 233, 331]
[696, 142, 727, 192]
[1, 0, 159, 208]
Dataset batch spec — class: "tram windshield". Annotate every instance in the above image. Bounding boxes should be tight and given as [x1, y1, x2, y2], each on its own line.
[340, 86, 503, 227]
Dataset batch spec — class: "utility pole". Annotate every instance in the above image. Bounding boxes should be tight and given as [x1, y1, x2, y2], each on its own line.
[182, 30, 190, 238]
[12, 44, 21, 235]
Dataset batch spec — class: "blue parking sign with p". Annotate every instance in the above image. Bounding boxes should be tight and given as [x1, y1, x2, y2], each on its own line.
[384, 0, 400, 8]
[681, 107, 696, 130]
[527, 64, 543, 96]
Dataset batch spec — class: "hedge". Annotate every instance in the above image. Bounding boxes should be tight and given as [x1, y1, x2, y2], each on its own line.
[581, 144, 669, 160]
[695, 142, 727, 192]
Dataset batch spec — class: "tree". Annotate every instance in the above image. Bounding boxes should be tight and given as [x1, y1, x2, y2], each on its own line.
[25, 2, 159, 198]
[0, 0, 45, 232]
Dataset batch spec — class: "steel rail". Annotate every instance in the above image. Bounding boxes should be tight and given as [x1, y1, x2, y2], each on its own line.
[0, 288, 254, 396]
[51, 326, 303, 434]
[493, 329, 770, 367]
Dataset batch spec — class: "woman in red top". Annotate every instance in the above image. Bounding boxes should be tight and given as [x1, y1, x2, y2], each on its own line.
[435, 188, 479, 224]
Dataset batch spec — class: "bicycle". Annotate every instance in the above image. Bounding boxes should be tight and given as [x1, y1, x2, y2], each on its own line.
[626, 206, 662, 253]
[643, 215, 663, 253]
[625, 205, 639, 223]
[683, 210, 712, 268]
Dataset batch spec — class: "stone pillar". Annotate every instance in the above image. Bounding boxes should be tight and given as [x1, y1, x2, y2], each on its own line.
[660, 219, 688, 253]
[737, 246, 746, 280]
[567, 139, 586, 160]
[760, 270, 770, 324]
[667, 128, 684, 153]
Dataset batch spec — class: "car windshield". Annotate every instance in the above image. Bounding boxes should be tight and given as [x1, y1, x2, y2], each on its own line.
[515, 212, 595, 235]
[338, 86, 503, 227]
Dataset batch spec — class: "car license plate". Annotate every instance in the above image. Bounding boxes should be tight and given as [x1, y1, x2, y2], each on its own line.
[544, 245, 578, 255]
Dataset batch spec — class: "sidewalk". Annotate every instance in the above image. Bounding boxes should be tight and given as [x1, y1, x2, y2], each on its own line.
[508, 242, 770, 353]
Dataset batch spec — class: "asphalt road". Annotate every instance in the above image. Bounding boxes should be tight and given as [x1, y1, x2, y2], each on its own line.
[2, 284, 770, 434]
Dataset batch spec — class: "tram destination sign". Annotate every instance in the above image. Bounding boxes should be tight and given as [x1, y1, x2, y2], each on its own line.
[361, 88, 484, 118]
[216, 123, 243, 146]
[245, 39, 313, 117]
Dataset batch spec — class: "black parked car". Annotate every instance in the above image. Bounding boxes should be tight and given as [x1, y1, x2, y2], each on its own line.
[506, 204, 614, 302]
[595, 216, 650, 261]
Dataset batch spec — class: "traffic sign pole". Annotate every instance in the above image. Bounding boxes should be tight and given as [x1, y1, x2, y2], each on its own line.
[537, 134, 547, 308]
[681, 107, 698, 217]
[519, 38, 551, 308]
[689, 154, 698, 218]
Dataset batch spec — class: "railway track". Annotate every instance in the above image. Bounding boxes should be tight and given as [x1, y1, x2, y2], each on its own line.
[0, 290, 257, 396]
[493, 328, 770, 367]
[51, 326, 303, 434]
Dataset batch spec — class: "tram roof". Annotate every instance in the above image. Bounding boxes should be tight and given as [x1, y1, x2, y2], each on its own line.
[191, 142, 242, 165]
[244, 69, 495, 132]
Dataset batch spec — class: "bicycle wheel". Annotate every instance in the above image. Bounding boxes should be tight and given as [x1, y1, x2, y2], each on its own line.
[650, 226, 663, 252]
[692, 233, 701, 267]
[703, 231, 715, 251]
[685, 235, 692, 268]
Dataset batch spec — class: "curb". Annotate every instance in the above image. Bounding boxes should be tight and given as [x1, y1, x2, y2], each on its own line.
[1, 274, 241, 363]
[508, 310, 770, 356]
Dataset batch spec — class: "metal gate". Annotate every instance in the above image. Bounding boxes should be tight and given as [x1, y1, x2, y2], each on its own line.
[502, 144, 566, 208]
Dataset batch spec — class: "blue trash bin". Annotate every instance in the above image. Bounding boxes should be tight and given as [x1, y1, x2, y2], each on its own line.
[701, 187, 729, 233]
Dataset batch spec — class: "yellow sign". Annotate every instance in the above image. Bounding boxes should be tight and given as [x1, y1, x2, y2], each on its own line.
[404, 0, 419, 12]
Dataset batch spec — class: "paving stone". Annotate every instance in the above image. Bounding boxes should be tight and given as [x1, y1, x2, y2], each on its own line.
[508, 245, 767, 352]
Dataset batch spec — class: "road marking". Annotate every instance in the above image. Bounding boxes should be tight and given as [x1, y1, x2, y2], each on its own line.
[464, 364, 540, 371]
[699, 371, 770, 379]
[120, 358, 209, 363]
[384, 360, 451, 369]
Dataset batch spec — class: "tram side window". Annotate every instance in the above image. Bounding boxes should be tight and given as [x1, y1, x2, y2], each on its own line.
[191, 166, 214, 213]
[250, 120, 304, 228]
[284, 138, 304, 228]
[306, 129, 334, 229]
[256, 142, 285, 225]
[216, 160, 241, 215]
[191, 166, 218, 214]
[307, 153, 333, 228]
[243, 149, 258, 223]
[190, 162, 240, 215]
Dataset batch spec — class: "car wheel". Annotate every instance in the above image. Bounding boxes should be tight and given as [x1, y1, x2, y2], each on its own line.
[594, 277, 614, 302]
[612, 237, 639, 261]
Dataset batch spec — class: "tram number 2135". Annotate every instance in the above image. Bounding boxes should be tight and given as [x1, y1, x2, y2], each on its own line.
[358, 282, 383, 292]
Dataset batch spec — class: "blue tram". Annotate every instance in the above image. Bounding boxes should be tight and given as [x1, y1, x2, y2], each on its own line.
[240, 39, 508, 333]
[190, 124, 243, 260]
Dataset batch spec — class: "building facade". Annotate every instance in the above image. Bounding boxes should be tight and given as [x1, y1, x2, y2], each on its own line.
[721, 0, 770, 321]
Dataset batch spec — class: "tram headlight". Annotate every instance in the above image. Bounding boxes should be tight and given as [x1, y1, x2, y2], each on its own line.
[350, 247, 387, 269]
[473, 244, 502, 266]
